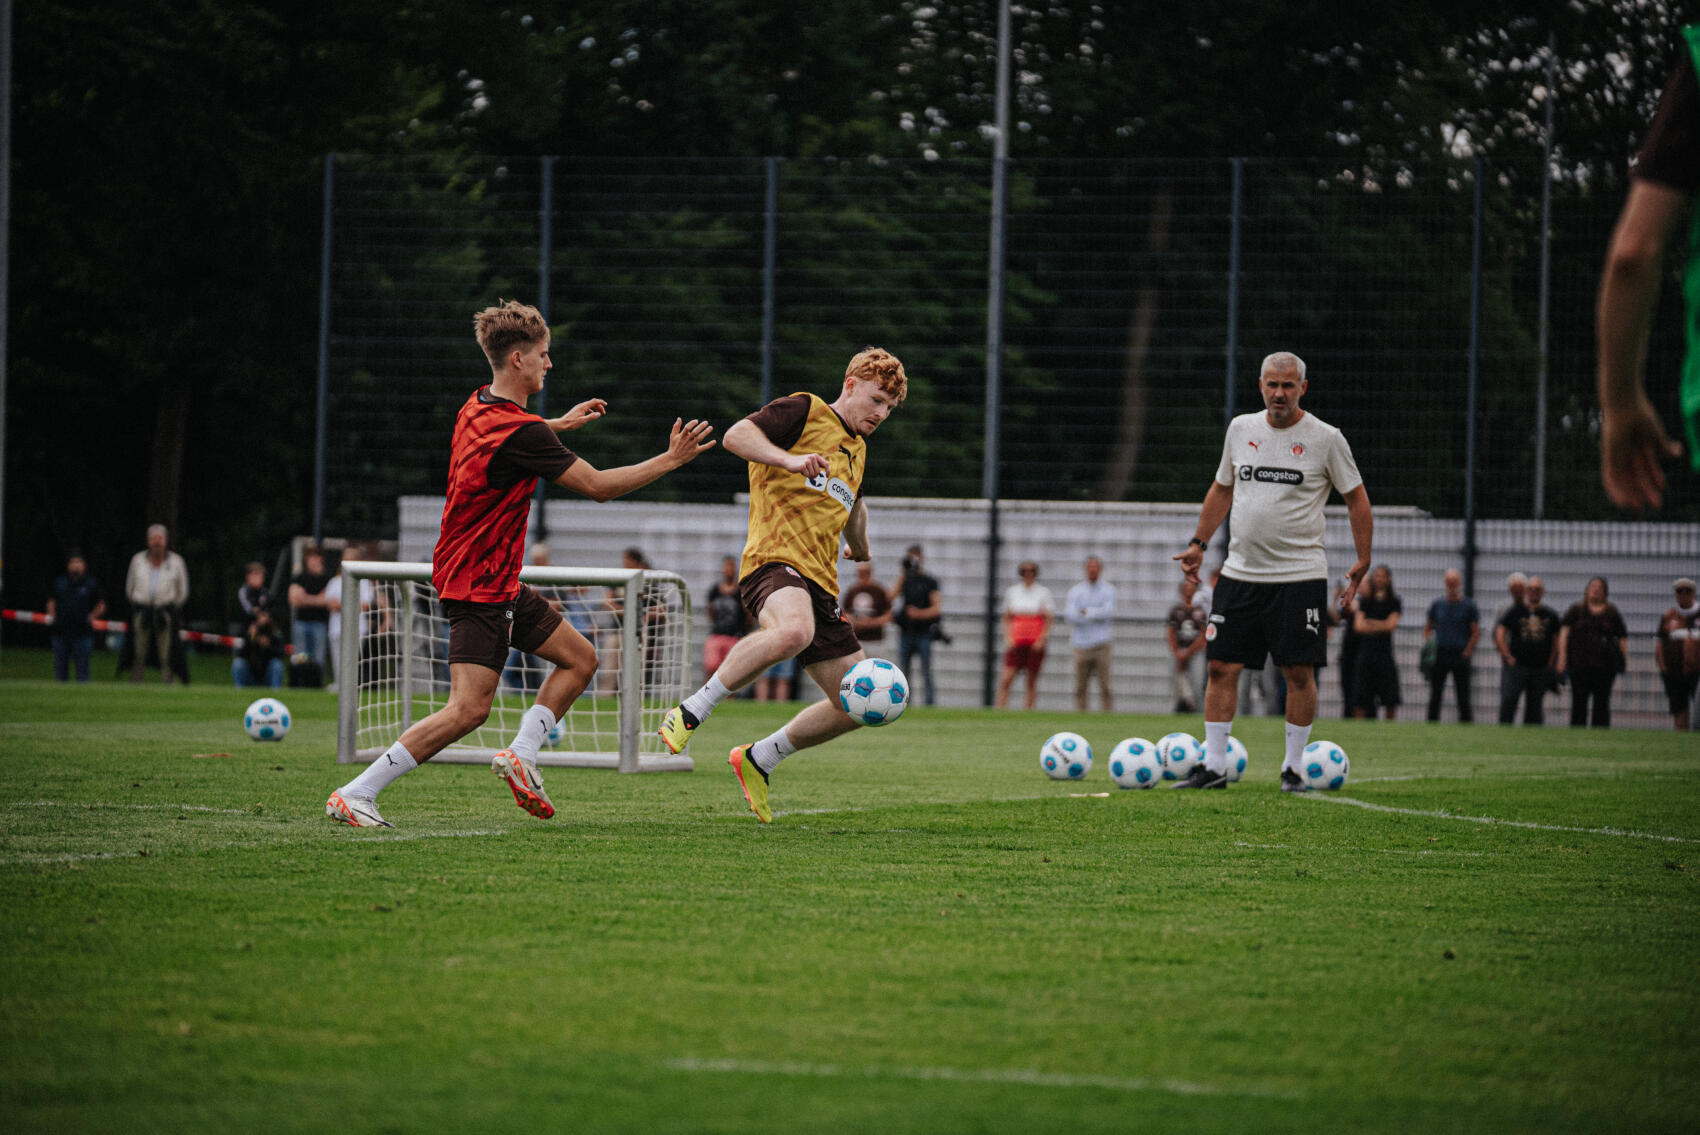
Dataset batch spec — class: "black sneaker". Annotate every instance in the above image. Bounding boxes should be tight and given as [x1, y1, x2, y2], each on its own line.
[1172, 764, 1228, 789]
[1280, 768, 1310, 793]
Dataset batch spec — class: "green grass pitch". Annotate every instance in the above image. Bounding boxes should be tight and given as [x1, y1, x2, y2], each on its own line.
[1, 658, 1696, 1133]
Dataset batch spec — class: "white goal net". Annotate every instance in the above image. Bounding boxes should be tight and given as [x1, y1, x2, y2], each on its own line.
[335, 561, 694, 772]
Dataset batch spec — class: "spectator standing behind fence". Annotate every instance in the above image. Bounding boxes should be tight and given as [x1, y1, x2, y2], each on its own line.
[891, 545, 942, 707]
[1351, 564, 1402, 720]
[1656, 577, 1700, 730]
[996, 561, 1054, 710]
[1423, 568, 1480, 722]
[1495, 571, 1528, 716]
[1596, 27, 1699, 512]
[1165, 578, 1207, 713]
[1556, 577, 1629, 729]
[1332, 581, 1358, 719]
[288, 546, 332, 684]
[47, 551, 104, 683]
[704, 555, 749, 680]
[326, 546, 386, 694]
[1496, 576, 1560, 725]
[1065, 555, 1116, 712]
[124, 524, 189, 684]
[842, 559, 892, 647]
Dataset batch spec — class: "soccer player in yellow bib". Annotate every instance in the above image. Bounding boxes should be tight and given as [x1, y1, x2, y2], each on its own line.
[659, 348, 908, 821]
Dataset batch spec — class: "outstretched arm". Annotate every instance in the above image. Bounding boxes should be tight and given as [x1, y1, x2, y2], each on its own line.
[554, 419, 715, 502]
[543, 399, 608, 433]
[723, 419, 829, 478]
[1173, 480, 1233, 583]
[1597, 179, 1688, 509]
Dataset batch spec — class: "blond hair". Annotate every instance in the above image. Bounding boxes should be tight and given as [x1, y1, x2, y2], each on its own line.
[474, 300, 549, 370]
[845, 347, 908, 406]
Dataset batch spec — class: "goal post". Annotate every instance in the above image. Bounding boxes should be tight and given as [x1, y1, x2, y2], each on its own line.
[335, 561, 694, 773]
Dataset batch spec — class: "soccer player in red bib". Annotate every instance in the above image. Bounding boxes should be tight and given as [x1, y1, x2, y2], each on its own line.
[326, 300, 715, 828]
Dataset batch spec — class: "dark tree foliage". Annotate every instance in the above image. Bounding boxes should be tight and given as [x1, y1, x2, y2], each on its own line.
[5, 0, 1690, 631]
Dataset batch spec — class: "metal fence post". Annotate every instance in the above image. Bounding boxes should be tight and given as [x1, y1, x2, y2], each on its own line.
[533, 155, 555, 540]
[760, 156, 780, 406]
[1464, 156, 1484, 595]
[313, 153, 335, 545]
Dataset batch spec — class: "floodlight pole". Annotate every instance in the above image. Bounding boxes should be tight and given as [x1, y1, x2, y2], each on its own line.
[980, 0, 1012, 706]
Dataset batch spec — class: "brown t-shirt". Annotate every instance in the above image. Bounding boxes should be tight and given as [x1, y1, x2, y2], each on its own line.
[745, 393, 854, 450]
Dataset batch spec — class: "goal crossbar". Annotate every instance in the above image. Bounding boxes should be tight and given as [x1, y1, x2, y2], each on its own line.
[335, 561, 693, 773]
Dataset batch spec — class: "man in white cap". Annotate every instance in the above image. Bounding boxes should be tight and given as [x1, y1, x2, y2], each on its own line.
[1655, 577, 1700, 730]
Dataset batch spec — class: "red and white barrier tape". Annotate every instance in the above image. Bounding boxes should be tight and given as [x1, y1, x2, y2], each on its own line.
[2, 609, 251, 650]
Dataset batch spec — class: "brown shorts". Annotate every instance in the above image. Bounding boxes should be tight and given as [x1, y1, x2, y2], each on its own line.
[740, 562, 861, 668]
[443, 584, 564, 671]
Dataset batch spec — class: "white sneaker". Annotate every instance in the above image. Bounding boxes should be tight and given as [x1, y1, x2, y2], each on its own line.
[492, 750, 556, 819]
[326, 790, 393, 828]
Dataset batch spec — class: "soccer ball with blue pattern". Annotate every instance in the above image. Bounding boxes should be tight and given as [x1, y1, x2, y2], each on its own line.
[1040, 731, 1093, 780]
[1108, 737, 1161, 789]
[545, 720, 567, 747]
[243, 698, 291, 742]
[1157, 731, 1202, 781]
[1225, 736, 1249, 783]
[838, 658, 909, 727]
[1301, 740, 1350, 790]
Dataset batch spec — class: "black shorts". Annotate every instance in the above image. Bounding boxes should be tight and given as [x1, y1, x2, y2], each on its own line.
[443, 584, 564, 671]
[1204, 576, 1329, 669]
[739, 562, 862, 668]
[1661, 669, 1700, 714]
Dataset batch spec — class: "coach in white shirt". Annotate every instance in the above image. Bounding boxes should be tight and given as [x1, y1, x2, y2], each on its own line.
[1173, 351, 1374, 791]
[1065, 556, 1117, 712]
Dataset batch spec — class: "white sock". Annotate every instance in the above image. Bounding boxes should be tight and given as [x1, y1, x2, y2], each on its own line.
[1204, 721, 1231, 775]
[682, 674, 733, 725]
[1283, 722, 1312, 772]
[341, 741, 418, 800]
[749, 726, 798, 775]
[508, 704, 557, 764]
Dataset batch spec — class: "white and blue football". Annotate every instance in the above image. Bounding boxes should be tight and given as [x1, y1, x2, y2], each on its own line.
[243, 698, 291, 742]
[1108, 737, 1162, 789]
[1226, 736, 1249, 783]
[839, 658, 909, 727]
[1156, 731, 1202, 781]
[1301, 740, 1350, 790]
[1041, 731, 1093, 780]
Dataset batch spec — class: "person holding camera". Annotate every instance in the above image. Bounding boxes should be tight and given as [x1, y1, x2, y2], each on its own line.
[891, 544, 943, 706]
[233, 566, 285, 689]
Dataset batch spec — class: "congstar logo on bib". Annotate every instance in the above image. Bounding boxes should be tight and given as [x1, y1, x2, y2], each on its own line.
[804, 469, 856, 512]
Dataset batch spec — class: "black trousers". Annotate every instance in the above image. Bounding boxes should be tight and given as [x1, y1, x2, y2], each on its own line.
[1568, 667, 1616, 728]
[1426, 646, 1473, 722]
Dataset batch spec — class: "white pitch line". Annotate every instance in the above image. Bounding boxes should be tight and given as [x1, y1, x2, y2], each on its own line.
[1232, 839, 1487, 857]
[664, 1057, 1296, 1100]
[1303, 793, 1697, 843]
